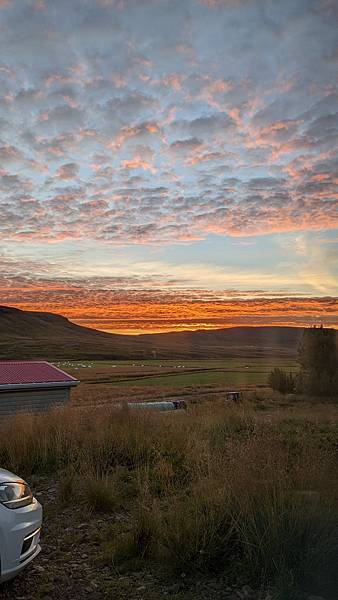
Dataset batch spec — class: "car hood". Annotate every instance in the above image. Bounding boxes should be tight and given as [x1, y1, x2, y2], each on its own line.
[0, 468, 24, 484]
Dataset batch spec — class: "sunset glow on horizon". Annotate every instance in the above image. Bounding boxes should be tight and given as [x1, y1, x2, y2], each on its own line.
[0, 0, 337, 333]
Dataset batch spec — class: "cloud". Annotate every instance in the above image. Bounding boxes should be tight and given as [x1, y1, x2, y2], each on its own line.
[199, 0, 247, 6]
[104, 94, 158, 126]
[172, 113, 236, 137]
[55, 162, 80, 179]
[0, 145, 23, 162]
[110, 120, 161, 149]
[2, 282, 337, 332]
[0, 0, 336, 303]
[1, 252, 337, 332]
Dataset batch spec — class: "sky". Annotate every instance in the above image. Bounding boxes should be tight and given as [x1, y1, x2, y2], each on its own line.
[0, 0, 337, 334]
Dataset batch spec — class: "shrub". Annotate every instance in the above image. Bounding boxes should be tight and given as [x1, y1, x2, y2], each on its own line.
[83, 473, 121, 513]
[268, 368, 296, 394]
[105, 481, 161, 569]
[159, 490, 238, 573]
[232, 488, 338, 594]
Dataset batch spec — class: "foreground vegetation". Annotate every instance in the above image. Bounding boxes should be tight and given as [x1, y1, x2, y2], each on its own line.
[0, 393, 337, 599]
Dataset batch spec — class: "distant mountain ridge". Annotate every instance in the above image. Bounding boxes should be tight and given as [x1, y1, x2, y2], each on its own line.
[0, 305, 304, 359]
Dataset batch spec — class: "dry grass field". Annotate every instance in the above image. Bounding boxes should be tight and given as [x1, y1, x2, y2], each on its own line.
[0, 381, 337, 600]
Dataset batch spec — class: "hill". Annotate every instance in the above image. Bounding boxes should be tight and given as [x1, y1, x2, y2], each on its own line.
[0, 305, 304, 359]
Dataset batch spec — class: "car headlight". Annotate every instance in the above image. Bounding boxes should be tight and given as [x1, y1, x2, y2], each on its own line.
[0, 482, 34, 509]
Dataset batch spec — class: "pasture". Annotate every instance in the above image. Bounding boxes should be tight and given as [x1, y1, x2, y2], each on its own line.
[56, 357, 298, 392]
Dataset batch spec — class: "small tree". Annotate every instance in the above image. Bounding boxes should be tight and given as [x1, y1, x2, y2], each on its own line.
[268, 368, 295, 394]
[297, 326, 338, 396]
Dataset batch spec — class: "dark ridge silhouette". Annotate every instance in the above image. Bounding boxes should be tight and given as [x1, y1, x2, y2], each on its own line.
[0, 305, 304, 359]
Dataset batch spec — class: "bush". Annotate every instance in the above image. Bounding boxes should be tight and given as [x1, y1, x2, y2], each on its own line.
[159, 490, 237, 573]
[268, 368, 296, 394]
[232, 488, 338, 594]
[83, 472, 121, 513]
[102, 482, 160, 570]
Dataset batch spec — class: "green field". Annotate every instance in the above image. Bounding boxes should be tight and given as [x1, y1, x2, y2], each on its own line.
[109, 369, 270, 387]
[56, 357, 299, 389]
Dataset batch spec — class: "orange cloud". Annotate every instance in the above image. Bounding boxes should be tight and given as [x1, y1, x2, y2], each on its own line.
[110, 122, 160, 149]
[122, 157, 157, 173]
[1, 277, 337, 334]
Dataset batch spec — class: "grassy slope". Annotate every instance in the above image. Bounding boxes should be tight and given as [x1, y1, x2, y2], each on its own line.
[0, 305, 303, 359]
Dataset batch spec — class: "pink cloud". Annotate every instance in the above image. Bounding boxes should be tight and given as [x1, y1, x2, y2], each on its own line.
[161, 74, 185, 91]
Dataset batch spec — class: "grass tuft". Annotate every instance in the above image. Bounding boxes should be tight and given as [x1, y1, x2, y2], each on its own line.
[83, 472, 121, 513]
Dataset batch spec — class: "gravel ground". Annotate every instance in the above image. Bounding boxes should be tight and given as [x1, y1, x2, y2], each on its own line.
[0, 481, 328, 600]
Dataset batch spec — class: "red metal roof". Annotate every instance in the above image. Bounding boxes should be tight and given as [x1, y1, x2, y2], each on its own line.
[0, 361, 77, 385]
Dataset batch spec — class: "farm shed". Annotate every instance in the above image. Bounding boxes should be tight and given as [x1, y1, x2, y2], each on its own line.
[0, 361, 79, 417]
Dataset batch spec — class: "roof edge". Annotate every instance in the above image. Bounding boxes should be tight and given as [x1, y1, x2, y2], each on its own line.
[44, 361, 78, 382]
[0, 381, 79, 392]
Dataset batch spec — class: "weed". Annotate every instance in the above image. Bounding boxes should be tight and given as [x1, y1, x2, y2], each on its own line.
[83, 472, 121, 513]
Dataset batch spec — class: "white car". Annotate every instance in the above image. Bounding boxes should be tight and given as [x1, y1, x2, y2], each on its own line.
[0, 468, 42, 582]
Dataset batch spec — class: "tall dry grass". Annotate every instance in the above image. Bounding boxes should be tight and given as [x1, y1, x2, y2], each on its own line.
[0, 398, 337, 598]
